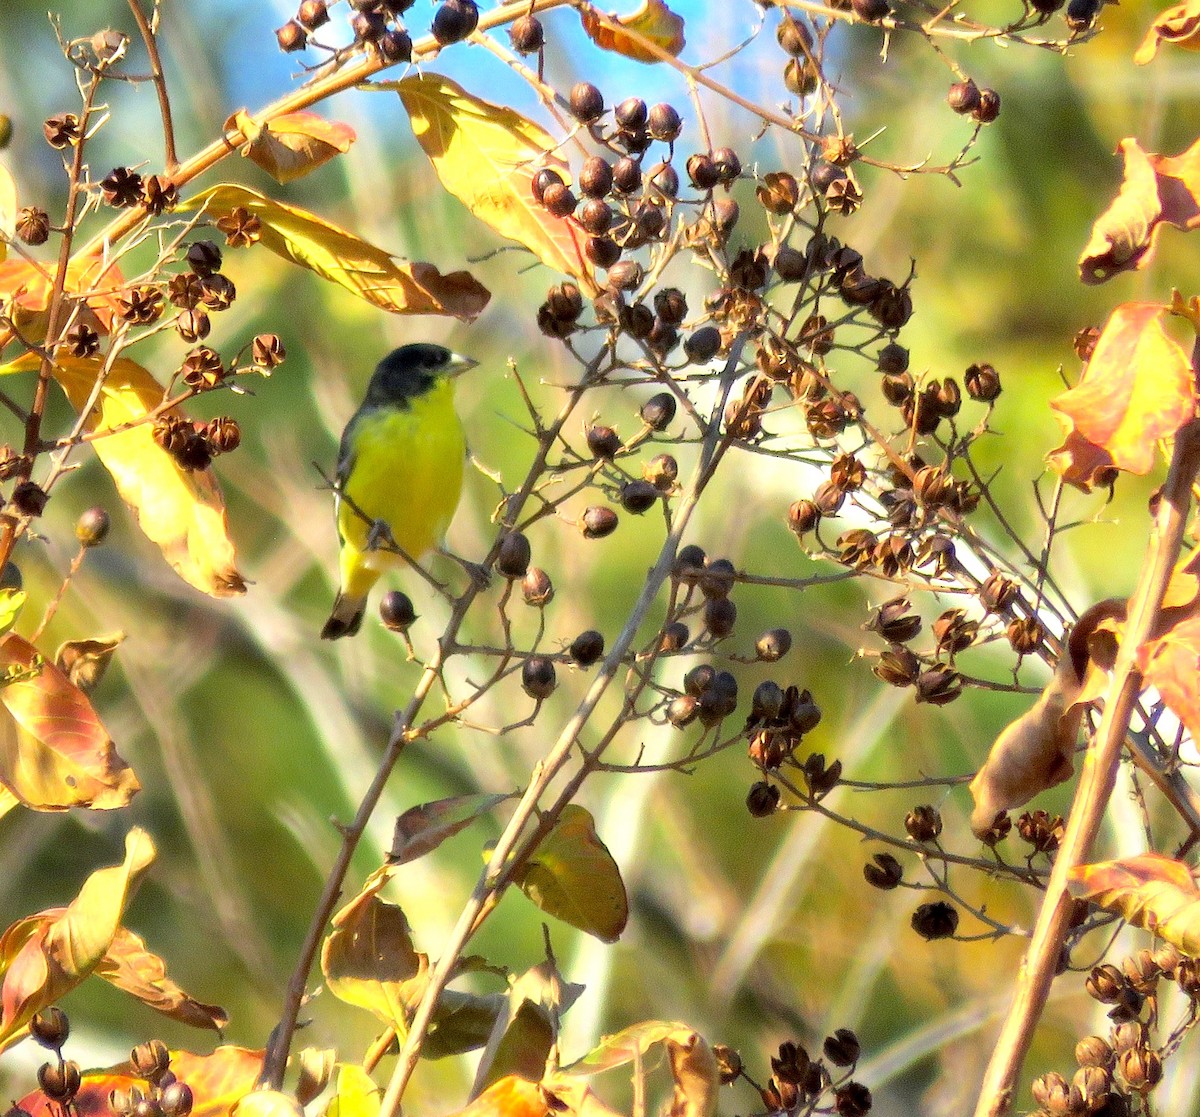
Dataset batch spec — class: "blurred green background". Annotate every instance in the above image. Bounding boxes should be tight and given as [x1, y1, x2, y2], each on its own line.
[0, 0, 1197, 1113]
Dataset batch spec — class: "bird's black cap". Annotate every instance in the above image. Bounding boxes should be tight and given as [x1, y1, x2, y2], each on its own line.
[362, 344, 476, 408]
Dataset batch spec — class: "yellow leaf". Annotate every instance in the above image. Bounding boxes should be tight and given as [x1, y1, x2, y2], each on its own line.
[232, 1090, 305, 1117]
[325, 1065, 380, 1117]
[0, 353, 244, 596]
[580, 0, 686, 63]
[0, 588, 25, 636]
[395, 74, 598, 295]
[516, 804, 628, 942]
[1135, 0, 1200, 63]
[227, 109, 357, 184]
[182, 184, 489, 320]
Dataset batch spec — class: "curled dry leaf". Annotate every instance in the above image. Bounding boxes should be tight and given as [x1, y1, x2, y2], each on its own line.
[1138, 546, 1200, 748]
[1047, 302, 1195, 491]
[0, 353, 245, 596]
[0, 631, 138, 812]
[0, 829, 154, 1051]
[183, 184, 490, 320]
[666, 1031, 719, 1117]
[388, 790, 512, 865]
[580, 0, 686, 63]
[1068, 853, 1200, 955]
[56, 632, 124, 693]
[226, 109, 356, 184]
[293, 1048, 337, 1108]
[395, 74, 597, 294]
[1135, 0, 1200, 63]
[1079, 137, 1200, 284]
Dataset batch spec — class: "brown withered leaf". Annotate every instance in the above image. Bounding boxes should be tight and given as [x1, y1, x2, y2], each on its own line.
[56, 633, 124, 694]
[226, 109, 356, 184]
[1047, 302, 1195, 491]
[0, 631, 138, 812]
[1080, 137, 1200, 283]
[580, 0, 686, 63]
[395, 74, 597, 294]
[183, 184, 490, 320]
[1068, 853, 1200, 955]
[388, 790, 511, 865]
[94, 925, 228, 1031]
[666, 1031, 719, 1117]
[1135, 0, 1200, 63]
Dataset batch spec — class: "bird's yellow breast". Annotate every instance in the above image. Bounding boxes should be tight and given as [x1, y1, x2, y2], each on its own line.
[338, 379, 465, 582]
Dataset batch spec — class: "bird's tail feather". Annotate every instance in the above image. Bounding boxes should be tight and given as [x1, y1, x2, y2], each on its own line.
[321, 592, 367, 640]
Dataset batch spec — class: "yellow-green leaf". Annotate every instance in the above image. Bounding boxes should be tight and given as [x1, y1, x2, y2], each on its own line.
[325, 1064, 380, 1117]
[182, 184, 490, 320]
[516, 804, 628, 942]
[227, 109, 357, 184]
[580, 0, 686, 63]
[396, 74, 598, 295]
[0, 589, 25, 636]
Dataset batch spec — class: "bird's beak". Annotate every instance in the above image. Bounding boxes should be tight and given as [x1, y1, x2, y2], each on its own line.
[446, 352, 479, 378]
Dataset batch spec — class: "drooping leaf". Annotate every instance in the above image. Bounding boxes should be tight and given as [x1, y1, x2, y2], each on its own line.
[388, 791, 512, 865]
[325, 1064, 380, 1117]
[1047, 303, 1194, 491]
[294, 1048, 337, 1109]
[56, 633, 124, 694]
[665, 1031, 719, 1117]
[0, 353, 245, 596]
[94, 926, 228, 1032]
[1135, 0, 1200, 63]
[477, 1000, 555, 1093]
[515, 804, 628, 942]
[0, 166, 15, 264]
[395, 74, 597, 294]
[0, 829, 155, 1051]
[580, 0, 686, 63]
[423, 989, 505, 1059]
[0, 631, 138, 812]
[0, 249, 124, 350]
[227, 109, 357, 183]
[568, 1020, 681, 1074]
[1080, 138, 1200, 284]
[182, 184, 489, 320]
[1068, 853, 1200, 955]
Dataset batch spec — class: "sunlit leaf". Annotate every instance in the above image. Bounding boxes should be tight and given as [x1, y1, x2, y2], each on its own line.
[516, 804, 628, 942]
[665, 1030, 718, 1117]
[295, 1048, 337, 1109]
[395, 74, 597, 295]
[0, 249, 124, 350]
[568, 1020, 680, 1073]
[233, 1091, 306, 1117]
[388, 791, 511, 865]
[0, 829, 154, 1051]
[227, 109, 357, 183]
[0, 631, 138, 812]
[1069, 853, 1200, 954]
[1047, 303, 1194, 490]
[444, 1076, 550, 1117]
[55, 633, 124, 694]
[1080, 137, 1200, 284]
[1135, 0, 1200, 63]
[94, 926, 228, 1032]
[0, 588, 25, 635]
[0, 352, 245, 596]
[325, 1064, 380, 1117]
[183, 184, 489, 320]
[580, 0, 686, 63]
[0, 166, 15, 264]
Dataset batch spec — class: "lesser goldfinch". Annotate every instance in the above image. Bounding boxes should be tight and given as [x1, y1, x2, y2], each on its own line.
[321, 343, 474, 640]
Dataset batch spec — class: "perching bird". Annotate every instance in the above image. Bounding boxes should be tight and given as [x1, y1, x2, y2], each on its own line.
[321, 343, 474, 640]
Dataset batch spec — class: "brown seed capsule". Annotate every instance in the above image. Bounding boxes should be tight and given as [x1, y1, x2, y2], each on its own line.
[674, 544, 706, 584]
[667, 694, 699, 728]
[545, 282, 582, 322]
[509, 15, 544, 53]
[873, 646, 919, 687]
[964, 362, 1001, 401]
[1118, 1047, 1162, 1092]
[980, 572, 1018, 613]
[1075, 1036, 1114, 1070]
[932, 608, 977, 655]
[756, 628, 792, 662]
[914, 664, 962, 706]
[747, 781, 781, 817]
[521, 566, 554, 606]
[569, 629, 605, 667]
[607, 259, 643, 291]
[38, 1061, 82, 1102]
[496, 532, 532, 578]
[1086, 964, 1126, 1004]
[521, 656, 557, 700]
[869, 597, 921, 644]
[615, 96, 648, 131]
[1071, 1067, 1109, 1114]
[159, 1083, 194, 1117]
[586, 236, 621, 269]
[43, 112, 81, 148]
[179, 346, 226, 390]
[684, 326, 721, 363]
[351, 9, 386, 41]
[206, 417, 241, 454]
[713, 147, 742, 183]
[684, 668, 716, 698]
[659, 621, 689, 652]
[904, 805, 942, 843]
[579, 198, 613, 236]
[379, 590, 416, 631]
[12, 480, 48, 517]
[643, 453, 678, 490]
[641, 392, 676, 430]
[276, 19, 307, 50]
[431, 0, 479, 45]
[1007, 615, 1044, 655]
[118, 286, 164, 325]
[648, 103, 682, 142]
[704, 597, 737, 638]
[100, 167, 144, 208]
[31, 1007, 70, 1049]
[776, 13, 813, 56]
[686, 153, 720, 190]
[911, 900, 958, 940]
[578, 155, 614, 199]
[863, 852, 902, 890]
[579, 506, 618, 539]
[876, 342, 909, 375]
[569, 82, 605, 124]
[832, 1083, 871, 1117]
[541, 182, 577, 218]
[531, 168, 564, 204]
[621, 479, 660, 514]
[15, 206, 50, 245]
[216, 206, 258, 245]
[700, 557, 736, 599]
[784, 57, 820, 97]
[1030, 1073, 1071, 1115]
[824, 1030, 861, 1069]
[378, 28, 413, 62]
[176, 308, 211, 342]
[788, 499, 821, 535]
[611, 156, 641, 194]
[947, 78, 981, 115]
[297, 0, 329, 30]
[973, 88, 1001, 123]
[141, 174, 179, 215]
[250, 333, 285, 369]
[713, 1045, 742, 1085]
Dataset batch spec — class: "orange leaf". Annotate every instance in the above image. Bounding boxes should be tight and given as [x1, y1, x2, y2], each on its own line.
[395, 74, 598, 295]
[1069, 853, 1200, 955]
[1139, 588, 1200, 746]
[0, 632, 138, 812]
[1047, 303, 1195, 490]
[17, 1047, 264, 1117]
[0, 829, 155, 1051]
[94, 926, 228, 1032]
[580, 0, 686, 63]
[0, 250, 124, 351]
[0, 353, 245, 596]
[227, 109, 357, 184]
[1135, 0, 1200, 63]
[1080, 137, 1200, 284]
[183, 184, 489, 320]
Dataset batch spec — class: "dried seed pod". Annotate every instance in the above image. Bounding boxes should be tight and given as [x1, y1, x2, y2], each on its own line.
[904, 805, 942, 843]
[641, 392, 677, 430]
[667, 694, 699, 728]
[674, 544, 706, 584]
[751, 680, 786, 722]
[686, 153, 720, 190]
[1007, 615, 1045, 655]
[784, 57, 820, 97]
[964, 362, 1001, 401]
[747, 781, 781, 817]
[621, 479, 659, 514]
[1118, 1047, 1162, 1092]
[252, 333, 286, 368]
[1075, 1036, 1114, 1070]
[16, 207, 51, 245]
[578, 156, 613, 199]
[569, 82, 604, 123]
[643, 453, 678, 490]
[159, 1084, 193, 1117]
[788, 498, 822, 535]
[541, 182, 577, 218]
[869, 597, 921, 643]
[713, 146, 742, 183]
[832, 1083, 871, 1117]
[522, 656, 557, 700]
[757, 170, 800, 214]
[607, 259, 643, 290]
[380, 591, 416, 632]
[378, 29, 413, 62]
[980, 572, 1019, 613]
[658, 621, 689, 652]
[38, 1061, 82, 1102]
[699, 557, 736, 599]
[773, 245, 807, 281]
[64, 322, 100, 356]
[947, 78, 981, 114]
[579, 506, 618, 539]
[684, 326, 721, 363]
[611, 156, 641, 194]
[704, 597, 737, 638]
[276, 19, 307, 50]
[713, 1045, 742, 1085]
[932, 608, 977, 655]
[521, 567, 554, 606]
[205, 416, 241, 454]
[776, 13, 813, 55]
[509, 15, 544, 53]
[532, 168, 564, 204]
[824, 1030, 861, 1068]
[973, 89, 1001, 124]
[911, 901, 958, 940]
[297, 0, 329, 29]
[569, 629, 604, 666]
[873, 646, 919, 687]
[76, 506, 111, 547]
[863, 852, 902, 890]
[12, 481, 49, 517]
[431, 0, 479, 45]
[914, 664, 963, 706]
[30, 1007, 70, 1049]
[647, 102, 681, 141]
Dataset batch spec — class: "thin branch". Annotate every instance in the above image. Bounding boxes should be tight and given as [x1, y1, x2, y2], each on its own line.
[126, 0, 178, 171]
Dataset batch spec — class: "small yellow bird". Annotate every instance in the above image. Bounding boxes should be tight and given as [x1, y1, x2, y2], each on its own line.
[321, 343, 474, 640]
